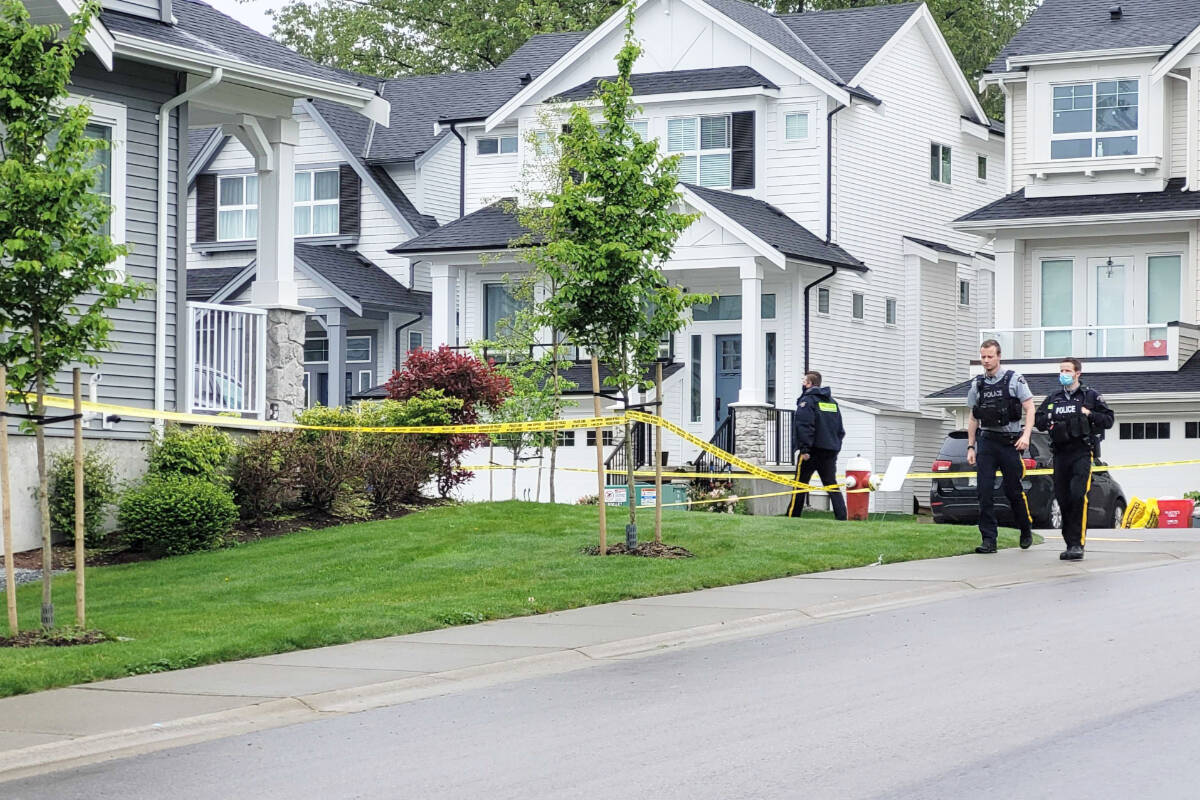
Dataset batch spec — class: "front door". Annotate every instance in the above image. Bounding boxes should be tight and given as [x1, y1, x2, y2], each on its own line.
[1089, 257, 1130, 356]
[714, 334, 742, 424]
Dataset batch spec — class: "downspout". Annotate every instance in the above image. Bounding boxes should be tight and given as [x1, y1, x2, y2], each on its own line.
[803, 266, 838, 373]
[449, 122, 466, 218]
[156, 67, 223, 424]
[394, 312, 425, 371]
[1166, 71, 1194, 190]
[803, 100, 848, 372]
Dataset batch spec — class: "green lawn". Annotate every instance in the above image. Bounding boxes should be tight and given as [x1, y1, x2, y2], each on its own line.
[1, 502, 1003, 697]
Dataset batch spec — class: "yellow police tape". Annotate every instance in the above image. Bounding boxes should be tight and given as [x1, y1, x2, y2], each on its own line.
[23, 393, 1200, 492]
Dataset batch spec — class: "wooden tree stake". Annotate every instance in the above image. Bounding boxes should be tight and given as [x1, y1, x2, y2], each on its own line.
[592, 357, 606, 554]
[73, 369, 85, 628]
[654, 362, 663, 545]
[1, 366, 17, 635]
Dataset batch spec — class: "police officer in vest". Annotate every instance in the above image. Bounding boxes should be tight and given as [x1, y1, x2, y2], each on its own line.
[1035, 357, 1114, 561]
[788, 371, 847, 520]
[966, 339, 1036, 553]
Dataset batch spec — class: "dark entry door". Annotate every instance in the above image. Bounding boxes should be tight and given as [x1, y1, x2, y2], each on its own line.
[714, 334, 742, 423]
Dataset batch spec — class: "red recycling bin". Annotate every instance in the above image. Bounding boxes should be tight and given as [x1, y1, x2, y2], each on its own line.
[844, 455, 872, 521]
[1157, 499, 1195, 529]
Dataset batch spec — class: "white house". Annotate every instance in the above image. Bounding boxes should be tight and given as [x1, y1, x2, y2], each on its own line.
[384, 0, 1007, 511]
[934, 0, 1200, 502]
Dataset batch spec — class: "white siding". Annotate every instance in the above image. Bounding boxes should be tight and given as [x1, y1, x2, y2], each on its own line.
[356, 182, 423, 290]
[1169, 75, 1188, 179]
[1010, 82, 1027, 191]
[464, 126, 522, 213]
[417, 137, 462, 224]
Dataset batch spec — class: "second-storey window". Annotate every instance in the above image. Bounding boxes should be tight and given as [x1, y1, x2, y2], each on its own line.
[218, 174, 259, 241]
[1051, 80, 1138, 159]
[668, 115, 731, 188]
[294, 169, 340, 237]
[478, 135, 518, 155]
[930, 143, 951, 184]
[484, 283, 524, 340]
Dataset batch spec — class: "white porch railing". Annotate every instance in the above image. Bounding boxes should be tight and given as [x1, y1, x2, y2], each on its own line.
[185, 302, 267, 417]
[980, 324, 1176, 362]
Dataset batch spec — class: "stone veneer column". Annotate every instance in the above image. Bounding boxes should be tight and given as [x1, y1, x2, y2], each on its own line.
[264, 306, 307, 422]
[730, 403, 771, 465]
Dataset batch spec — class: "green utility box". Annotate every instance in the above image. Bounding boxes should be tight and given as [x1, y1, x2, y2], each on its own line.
[604, 483, 689, 510]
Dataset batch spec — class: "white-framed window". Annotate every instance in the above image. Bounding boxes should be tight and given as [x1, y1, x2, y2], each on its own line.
[303, 336, 329, 364]
[885, 297, 897, 326]
[781, 109, 811, 144]
[346, 335, 372, 363]
[358, 370, 373, 393]
[817, 287, 830, 315]
[62, 95, 127, 279]
[977, 154, 988, 181]
[629, 119, 650, 141]
[217, 174, 259, 242]
[302, 372, 311, 408]
[1147, 254, 1182, 339]
[408, 331, 423, 352]
[667, 115, 731, 188]
[959, 279, 971, 306]
[1051, 80, 1138, 159]
[294, 169, 340, 237]
[477, 135, 519, 155]
[930, 143, 951, 184]
[851, 292, 865, 320]
[484, 283, 524, 340]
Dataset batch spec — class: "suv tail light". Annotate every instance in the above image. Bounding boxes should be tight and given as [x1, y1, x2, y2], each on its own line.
[1022, 458, 1038, 470]
[932, 460, 953, 472]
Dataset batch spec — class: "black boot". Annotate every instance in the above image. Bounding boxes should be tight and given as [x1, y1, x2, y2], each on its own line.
[1020, 529, 1033, 549]
[975, 542, 997, 554]
[1064, 545, 1084, 561]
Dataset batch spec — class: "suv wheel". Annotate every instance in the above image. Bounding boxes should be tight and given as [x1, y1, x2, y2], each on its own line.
[1111, 502, 1126, 530]
[1049, 499, 1063, 530]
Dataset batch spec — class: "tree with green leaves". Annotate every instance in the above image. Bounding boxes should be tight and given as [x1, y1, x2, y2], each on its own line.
[518, 6, 705, 550]
[271, 0, 623, 77]
[0, 0, 144, 629]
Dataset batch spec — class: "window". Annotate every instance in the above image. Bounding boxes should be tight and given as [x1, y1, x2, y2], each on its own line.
[303, 372, 311, 407]
[346, 335, 372, 363]
[930, 143, 951, 184]
[766, 332, 776, 406]
[783, 111, 810, 142]
[63, 96, 126, 277]
[358, 370, 373, 393]
[629, 120, 649, 140]
[82, 124, 113, 236]
[1051, 80, 1138, 159]
[851, 292, 865, 320]
[484, 283, 524, 340]
[817, 287, 830, 314]
[408, 331, 423, 352]
[303, 336, 329, 364]
[294, 169, 340, 237]
[217, 175, 259, 241]
[959, 280, 971, 306]
[977, 154, 988, 181]
[668, 115, 731, 188]
[555, 430, 576, 447]
[1186, 421, 1199, 439]
[690, 334, 702, 423]
[1040, 259, 1074, 357]
[692, 294, 777, 321]
[1119, 422, 1171, 440]
[477, 135, 518, 155]
[586, 430, 615, 447]
[885, 298, 897, 326]
[1147, 255, 1182, 339]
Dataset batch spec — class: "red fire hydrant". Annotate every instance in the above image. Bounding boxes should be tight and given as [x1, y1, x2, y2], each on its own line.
[843, 455, 872, 521]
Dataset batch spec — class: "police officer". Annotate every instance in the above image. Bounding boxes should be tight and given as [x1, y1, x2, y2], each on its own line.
[967, 339, 1036, 553]
[788, 371, 847, 520]
[1035, 357, 1114, 561]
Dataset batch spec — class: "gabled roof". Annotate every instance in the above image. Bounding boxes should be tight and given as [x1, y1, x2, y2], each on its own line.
[956, 178, 1200, 227]
[389, 199, 526, 255]
[365, 165, 439, 235]
[696, 0, 842, 86]
[186, 127, 226, 186]
[986, 0, 1200, 73]
[903, 236, 973, 261]
[187, 266, 246, 301]
[682, 184, 866, 271]
[555, 66, 778, 101]
[778, 2, 922, 83]
[928, 351, 1200, 399]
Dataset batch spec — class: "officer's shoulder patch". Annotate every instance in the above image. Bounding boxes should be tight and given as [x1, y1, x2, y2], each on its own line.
[1016, 375, 1027, 385]
[1095, 394, 1105, 404]
[798, 401, 806, 407]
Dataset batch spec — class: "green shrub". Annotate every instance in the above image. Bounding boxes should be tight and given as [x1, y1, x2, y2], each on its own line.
[45, 450, 118, 546]
[1185, 490, 1200, 503]
[118, 475, 238, 555]
[230, 431, 299, 522]
[148, 425, 236, 483]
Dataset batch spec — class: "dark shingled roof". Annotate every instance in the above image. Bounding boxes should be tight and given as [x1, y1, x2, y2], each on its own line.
[555, 67, 779, 101]
[188, 127, 221, 171]
[101, 0, 371, 88]
[366, 165, 439, 235]
[294, 244, 431, 313]
[987, 0, 1200, 73]
[389, 199, 527, 255]
[187, 266, 246, 301]
[698, 0, 841, 85]
[684, 184, 866, 270]
[957, 179, 1200, 225]
[928, 351, 1200, 399]
[778, 2, 922, 83]
[903, 236, 974, 260]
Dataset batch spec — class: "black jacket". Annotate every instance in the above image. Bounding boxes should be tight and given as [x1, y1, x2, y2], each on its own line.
[792, 386, 846, 454]
[1035, 384, 1115, 449]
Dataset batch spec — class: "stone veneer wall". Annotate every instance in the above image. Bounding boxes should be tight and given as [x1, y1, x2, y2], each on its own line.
[265, 308, 307, 422]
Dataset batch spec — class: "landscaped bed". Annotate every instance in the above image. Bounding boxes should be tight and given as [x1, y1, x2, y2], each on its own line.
[0, 501, 1006, 697]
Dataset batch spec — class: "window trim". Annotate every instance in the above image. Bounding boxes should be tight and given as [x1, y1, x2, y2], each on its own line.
[294, 168, 341, 238]
[885, 297, 897, 326]
[303, 335, 329, 365]
[959, 279, 971, 307]
[345, 334, 372, 364]
[851, 292, 865, 321]
[63, 95, 127, 279]
[1049, 78, 1140, 161]
[779, 105, 816, 148]
[408, 331, 423, 353]
[930, 142, 952, 185]
[667, 113, 733, 189]
[216, 173, 259, 243]
[977, 154, 988, 182]
[357, 370, 373, 393]
[816, 287, 831, 316]
[476, 134, 519, 157]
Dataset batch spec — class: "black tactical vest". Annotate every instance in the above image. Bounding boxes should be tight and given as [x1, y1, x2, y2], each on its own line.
[972, 370, 1022, 427]
[1047, 390, 1093, 446]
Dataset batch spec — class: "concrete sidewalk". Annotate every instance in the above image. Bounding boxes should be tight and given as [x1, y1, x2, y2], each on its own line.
[2, 528, 1197, 782]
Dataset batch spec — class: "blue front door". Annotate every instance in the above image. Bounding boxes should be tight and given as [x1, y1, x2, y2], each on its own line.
[714, 334, 742, 423]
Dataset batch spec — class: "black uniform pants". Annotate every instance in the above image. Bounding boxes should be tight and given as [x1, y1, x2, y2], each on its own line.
[976, 432, 1033, 545]
[1054, 442, 1094, 549]
[787, 448, 847, 520]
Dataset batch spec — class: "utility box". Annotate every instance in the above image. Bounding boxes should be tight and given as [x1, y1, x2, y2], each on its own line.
[604, 483, 688, 510]
[1157, 499, 1195, 529]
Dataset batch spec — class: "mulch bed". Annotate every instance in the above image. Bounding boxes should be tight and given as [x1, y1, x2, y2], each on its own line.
[0, 628, 111, 648]
[583, 541, 695, 558]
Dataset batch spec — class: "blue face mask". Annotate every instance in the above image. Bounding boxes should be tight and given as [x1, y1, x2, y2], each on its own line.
[1059, 372, 1074, 386]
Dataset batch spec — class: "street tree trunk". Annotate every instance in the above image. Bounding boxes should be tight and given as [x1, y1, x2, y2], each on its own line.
[34, 322, 53, 629]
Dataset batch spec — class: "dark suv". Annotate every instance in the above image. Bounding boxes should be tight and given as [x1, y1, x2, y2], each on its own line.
[930, 430, 1127, 529]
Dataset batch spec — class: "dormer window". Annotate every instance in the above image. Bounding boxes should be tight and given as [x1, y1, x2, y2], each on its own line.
[1051, 80, 1138, 159]
[667, 115, 731, 188]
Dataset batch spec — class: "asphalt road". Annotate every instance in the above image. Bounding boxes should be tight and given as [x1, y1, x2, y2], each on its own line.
[10, 560, 1200, 800]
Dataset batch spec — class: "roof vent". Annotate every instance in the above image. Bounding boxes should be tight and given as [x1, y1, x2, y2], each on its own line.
[519, 72, 533, 85]
[1109, 5, 1122, 20]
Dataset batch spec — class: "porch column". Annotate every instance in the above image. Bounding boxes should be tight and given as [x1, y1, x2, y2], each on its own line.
[250, 117, 300, 307]
[431, 263, 458, 347]
[326, 308, 346, 408]
[737, 260, 765, 406]
[993, 237, 1018, 331]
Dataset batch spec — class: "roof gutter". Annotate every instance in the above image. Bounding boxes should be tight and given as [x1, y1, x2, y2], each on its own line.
[440, 117, 478, 219]
[157, 66, 223, 426]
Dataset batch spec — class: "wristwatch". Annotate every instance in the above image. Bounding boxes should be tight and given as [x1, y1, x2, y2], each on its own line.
[966, 445, 975, 450]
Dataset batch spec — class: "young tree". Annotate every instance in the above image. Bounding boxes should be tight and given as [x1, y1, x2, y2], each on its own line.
[520, 7, 705, 549]
[0, 0, 143, 628]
